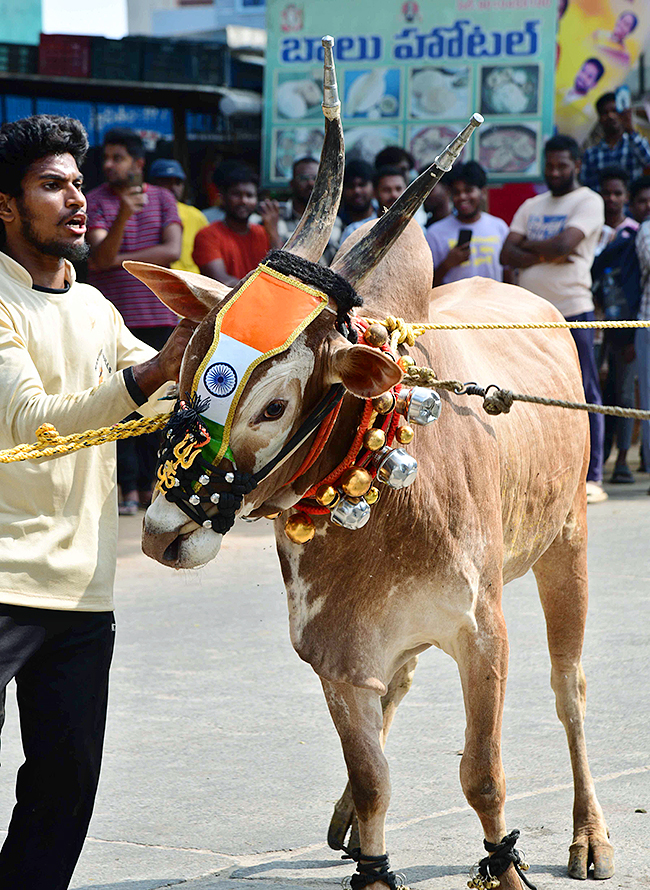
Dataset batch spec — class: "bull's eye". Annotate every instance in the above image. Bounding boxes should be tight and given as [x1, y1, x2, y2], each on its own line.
[260, 400, 286, 422]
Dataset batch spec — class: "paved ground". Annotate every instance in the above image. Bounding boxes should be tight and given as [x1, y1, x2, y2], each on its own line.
[0, 468, 649, 889]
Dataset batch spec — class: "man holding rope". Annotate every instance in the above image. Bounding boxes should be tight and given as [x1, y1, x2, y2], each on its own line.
[0, 115, 195, 889]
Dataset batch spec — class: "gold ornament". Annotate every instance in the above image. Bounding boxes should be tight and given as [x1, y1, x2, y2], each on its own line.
[264, 510, 282, 519]
[365, 486, 380, 505]
[315, 483, 340, 507]
[398, 355, 415, 371]
[340, 467, 373, 497]
[284, 512, 315, 544]
[363, 428, 386, 451]
[364, 323, 389, 347]
[372, 392, 396, 414]
[396, 424, 414, 445]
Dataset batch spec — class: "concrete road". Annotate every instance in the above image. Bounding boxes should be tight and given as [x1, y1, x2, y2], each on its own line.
[0, 474, 648, 890]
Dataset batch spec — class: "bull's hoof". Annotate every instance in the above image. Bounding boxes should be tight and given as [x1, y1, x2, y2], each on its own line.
[328, 785, 355, 851]
[568, 836, 615, 881]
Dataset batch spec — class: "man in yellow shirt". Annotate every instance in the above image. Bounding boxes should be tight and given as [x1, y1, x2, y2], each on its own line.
[0, 115, 195, 889]
[150, 158, 209, 274]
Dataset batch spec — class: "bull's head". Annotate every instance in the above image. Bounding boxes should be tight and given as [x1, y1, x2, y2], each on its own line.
[132, 37, 480, 569]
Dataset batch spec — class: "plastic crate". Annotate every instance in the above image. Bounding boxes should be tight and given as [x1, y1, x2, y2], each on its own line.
[0, 43, 38, 75]
[193, 43, 227, 86]
[229, 56, 263, 92]
[141, 39, 194, 84]
[91, 37, 142, 82]
[39, 34, 92, 78]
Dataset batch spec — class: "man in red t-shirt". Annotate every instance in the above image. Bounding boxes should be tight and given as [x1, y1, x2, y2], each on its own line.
[193, 165, 282, 286]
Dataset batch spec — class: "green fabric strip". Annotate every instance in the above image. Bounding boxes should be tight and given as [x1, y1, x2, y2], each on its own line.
[201, 416, 235, 465]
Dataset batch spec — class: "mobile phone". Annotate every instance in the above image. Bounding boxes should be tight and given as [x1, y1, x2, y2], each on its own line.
[615, 85, 631, 113]
[457, 228, 472, 247]
[127, 169, 144, 189]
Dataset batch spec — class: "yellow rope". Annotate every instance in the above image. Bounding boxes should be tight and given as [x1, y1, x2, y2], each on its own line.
[0, 414, 169, 464]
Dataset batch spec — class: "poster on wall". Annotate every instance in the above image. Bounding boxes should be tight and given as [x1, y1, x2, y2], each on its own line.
[555, 0, 650, 144]
[263, 0, 558, 186]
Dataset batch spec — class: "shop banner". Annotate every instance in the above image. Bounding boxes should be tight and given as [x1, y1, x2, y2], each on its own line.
[555, 0, 650, 144]
[263, 0, 558, 186]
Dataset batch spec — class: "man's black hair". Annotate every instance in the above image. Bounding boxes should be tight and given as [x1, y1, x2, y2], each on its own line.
[447, 160, 487, 189]
[372, 165, 406, 189]
[629, 175, 650, 202]
[598, 165, 629, 189]
[216, 162, 258, 193]
[544, 134, 581, 161]
[0, 114, 88, 198]
[595, 91, 617, 114]
[343, 159, 374, 185]
[583, 57, 605, 82]
[102, 127, 145, 161]
[374, 145, 415, 170]
[292, 155, 318, 177]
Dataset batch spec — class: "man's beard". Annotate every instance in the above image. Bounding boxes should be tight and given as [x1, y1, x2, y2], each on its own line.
[18, 202, 90, 263]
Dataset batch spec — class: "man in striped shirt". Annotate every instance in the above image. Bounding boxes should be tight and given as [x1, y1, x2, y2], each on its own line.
[86, 128, 182, 513]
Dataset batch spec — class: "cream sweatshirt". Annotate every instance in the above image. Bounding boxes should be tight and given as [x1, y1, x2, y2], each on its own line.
[0, 252, 169, 611]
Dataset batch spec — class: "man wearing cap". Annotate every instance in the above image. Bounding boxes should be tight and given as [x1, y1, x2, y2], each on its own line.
[150, 158, 209, 275]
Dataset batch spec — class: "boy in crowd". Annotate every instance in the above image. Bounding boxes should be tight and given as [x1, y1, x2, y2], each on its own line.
[581, 92, 650, 192]
[339, 166, 407, 246]
[277, 156, 342, 265]
[426, 161, 509, 287]
[501, 135, 607, 502]
[149, 157, 209, 275]
[192, 163, 282, 286]
[338, 159, 376, 230]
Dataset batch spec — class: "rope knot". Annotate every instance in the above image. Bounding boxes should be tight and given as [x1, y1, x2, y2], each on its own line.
[35, 423, 60, 445]
[468, 830, 536, 890]
[482, 386, 515, 416]
[342, 851, 409, 890]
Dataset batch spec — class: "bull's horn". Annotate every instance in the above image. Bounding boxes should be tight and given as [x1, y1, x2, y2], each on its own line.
[282, 36, 345, 263]
[331, 113, 484, 287]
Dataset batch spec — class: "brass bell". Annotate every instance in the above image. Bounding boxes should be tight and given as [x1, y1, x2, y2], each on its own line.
[365, 486, 380, 505]
[340, 467, 373, 498]
[364, 323, 389, 347]
[315, 483, 340, 507]
[364, 428, 386, 451]
[398, 355, 415, 371]
[396, 424, 414, 445]
[284, 512, 315, 544]
[372, 391, 396, 414]
[372, 446, 418, 489]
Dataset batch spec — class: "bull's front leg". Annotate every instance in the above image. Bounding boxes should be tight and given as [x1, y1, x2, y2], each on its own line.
[328, 656, 419, 856]
[321, 677, 396, 890]
[453, 593, 526, 890]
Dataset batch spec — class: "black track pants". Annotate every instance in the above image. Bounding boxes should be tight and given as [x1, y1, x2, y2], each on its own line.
[0, 605, 115, 890]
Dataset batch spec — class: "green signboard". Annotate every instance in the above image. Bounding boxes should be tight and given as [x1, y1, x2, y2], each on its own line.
[0, 0, 41, 45]
[263, 0, 557, 186]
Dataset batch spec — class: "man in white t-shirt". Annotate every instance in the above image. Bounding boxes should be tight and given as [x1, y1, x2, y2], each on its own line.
[425, 161, 509, 287]
[501, 134, 606, 502]
[0, 114, 195, 888]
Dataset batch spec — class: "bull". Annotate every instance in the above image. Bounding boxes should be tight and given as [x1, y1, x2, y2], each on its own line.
[131, 39, 614, 890]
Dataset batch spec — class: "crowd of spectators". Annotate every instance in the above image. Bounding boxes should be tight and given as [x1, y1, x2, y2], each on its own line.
[81, 89, 650, 509]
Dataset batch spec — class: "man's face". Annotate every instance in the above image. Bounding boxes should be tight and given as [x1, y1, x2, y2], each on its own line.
[343, 176, 374, 213]
[375, 174, 406, 210]
[153, 176, 184, 201]
[598, 100, 622, 140]
[612, 13, 635, 41]
[103, 143, 142, 187]
[451, 180, 482, 222]
[600, 178, 627, 220]
[630, 187, 650, 224]
[291, 160, 318, 204]
[574, 61, 601, 96]
[2, 153, 89, 263]
[424, 183, 452, 222]
[544, 150, 578, 196]
[223, 182, 258, 222]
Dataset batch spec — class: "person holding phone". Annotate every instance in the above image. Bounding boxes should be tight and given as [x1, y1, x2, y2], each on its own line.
[86, 129, 182, 514]
[426, 161, 509, 287]
[581, 92, 650, 192]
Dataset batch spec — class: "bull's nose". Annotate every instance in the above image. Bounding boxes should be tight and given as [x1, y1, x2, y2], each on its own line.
[141, 521, 183, 566]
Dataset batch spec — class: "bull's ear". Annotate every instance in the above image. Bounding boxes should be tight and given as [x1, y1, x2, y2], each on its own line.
[327, 340, 402, 398]
[122, 262, 233, 322]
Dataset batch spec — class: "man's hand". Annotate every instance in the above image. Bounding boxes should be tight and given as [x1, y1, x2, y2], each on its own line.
[131, 319, 198, 397]
[445, 242, 471, 269]
[259, 198, 283, 248]
[619, 107, 634, 133]
[119, 185, 149, 218]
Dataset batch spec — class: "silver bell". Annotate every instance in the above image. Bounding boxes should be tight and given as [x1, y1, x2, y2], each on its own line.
[330, 496, 371, 530]
[395, 386, 441, 425]
[373, 446, 418, 489]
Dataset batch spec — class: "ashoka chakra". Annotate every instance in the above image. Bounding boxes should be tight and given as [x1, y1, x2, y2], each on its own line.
[204, 362, 238, 398]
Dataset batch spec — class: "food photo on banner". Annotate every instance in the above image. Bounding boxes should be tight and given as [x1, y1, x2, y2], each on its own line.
[555, 0, 650, 143]
[262, 0, 557, 186]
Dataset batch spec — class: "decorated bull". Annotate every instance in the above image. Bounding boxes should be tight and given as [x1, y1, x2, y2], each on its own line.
[129, 38, 614, 890]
